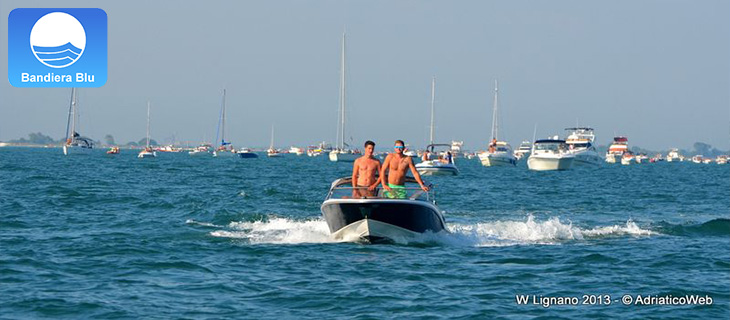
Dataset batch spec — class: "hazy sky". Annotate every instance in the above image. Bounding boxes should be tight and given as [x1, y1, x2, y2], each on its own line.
[1, 0, 728, 151]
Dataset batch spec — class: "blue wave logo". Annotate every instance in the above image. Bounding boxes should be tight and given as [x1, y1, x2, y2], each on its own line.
[29, 12, 86, 68]
[32, 42, 83, 67]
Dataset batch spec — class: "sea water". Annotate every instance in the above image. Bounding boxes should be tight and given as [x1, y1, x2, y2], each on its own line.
[1, 147, 728, 319]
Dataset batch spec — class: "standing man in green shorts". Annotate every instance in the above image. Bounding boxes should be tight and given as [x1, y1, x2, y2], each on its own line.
[381, 140, 429, 199]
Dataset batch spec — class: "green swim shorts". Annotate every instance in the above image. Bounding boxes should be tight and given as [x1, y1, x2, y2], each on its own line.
[384, 183, 407, 199]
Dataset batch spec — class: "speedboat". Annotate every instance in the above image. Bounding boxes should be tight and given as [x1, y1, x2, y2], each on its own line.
[478, 141, 517, 166]
[564, 127, 602, 167]
[237, 148, 258, 158]
[635, 154, 649, 164]
[605, 136, 628, 163]
[527, 138, 574, 171]
[106, 147, 120, 154]
[513, 141, 532, 161]
[416, 144, 459, 176]
[321, 176, 447, 243]
[716, 156, 728, 164]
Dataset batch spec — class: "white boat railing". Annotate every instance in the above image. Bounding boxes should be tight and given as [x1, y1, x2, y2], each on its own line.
[326, 177, 435, 202]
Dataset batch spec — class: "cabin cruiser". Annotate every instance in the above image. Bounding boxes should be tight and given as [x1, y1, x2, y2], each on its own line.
[321, 176, 446, 243]
[527, 138, 574, 171]
[666, 148, 684, 162]
[513, 141, 532, 161]
[564, 127, 602, 167]
[605, 136, 628, 163]
[415, 144, 459, 176]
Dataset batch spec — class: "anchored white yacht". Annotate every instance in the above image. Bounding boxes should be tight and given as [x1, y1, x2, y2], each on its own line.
[564, 127, 602, 167]
[138, 101, 157, 158]
[666, 148, 684, 162]
[478, 80, 516, 167]
[329, 32, 360, 162]
[605, 136, 628, 163]
[513, 141, 532, 161]
[213, 89, 236, 157]
[527, 138, 574, 171]
[414, 77, 459, 176]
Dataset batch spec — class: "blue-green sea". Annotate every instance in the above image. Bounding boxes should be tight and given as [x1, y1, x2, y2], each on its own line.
[1, 147, 728, 319]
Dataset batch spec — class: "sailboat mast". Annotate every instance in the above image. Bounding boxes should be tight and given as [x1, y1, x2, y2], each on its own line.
[146, 101, 151, 148]
[65, 88, 75, 142]
[339, 32, 346, 150]
[490, 80, 499, 141]
[221, 89, 226, 146]
[429, 76, 435, 146]
[270, 124, 274, 149]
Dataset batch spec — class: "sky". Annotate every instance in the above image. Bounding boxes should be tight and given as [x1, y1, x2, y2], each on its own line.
[1, 0, 728, 151]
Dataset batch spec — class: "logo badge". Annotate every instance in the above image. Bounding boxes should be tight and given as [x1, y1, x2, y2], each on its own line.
[8, 8, 107, 87]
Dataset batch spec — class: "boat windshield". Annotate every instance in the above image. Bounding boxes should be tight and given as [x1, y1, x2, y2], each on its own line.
[326, 177, 434, 202]
[535, 143, 564, 151]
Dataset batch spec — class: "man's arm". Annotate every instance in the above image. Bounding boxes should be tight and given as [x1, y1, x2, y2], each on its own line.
[352, 159, 360, 188]
[408, 157, 429, 191]
[369, 161, 382, 190]
[381, 155, 391, 191]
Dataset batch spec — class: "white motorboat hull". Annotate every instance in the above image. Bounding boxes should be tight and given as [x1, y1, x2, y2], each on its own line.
[621, 157, 633, 165]
[571, 150, 603, 167]
[605, 154, 618, 164]
[332, 219, 434, 243]
[527, 156, 574, 171]
[478, 152, 517, 166]
[138, 151, 157, 158]
[415, 161, 459, 176]
[329, 151, 359, 162]
[63, 145, 92, 155]
[213, 150, 236, 157]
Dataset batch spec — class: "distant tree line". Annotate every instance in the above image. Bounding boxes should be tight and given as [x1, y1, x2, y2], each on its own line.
[6, 132, 157, 147]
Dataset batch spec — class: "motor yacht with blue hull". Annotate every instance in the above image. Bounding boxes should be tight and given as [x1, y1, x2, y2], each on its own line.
[321, 177, 447, 243]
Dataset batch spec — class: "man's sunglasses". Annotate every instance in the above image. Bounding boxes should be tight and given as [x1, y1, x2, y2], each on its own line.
[394, 146, 405, 149]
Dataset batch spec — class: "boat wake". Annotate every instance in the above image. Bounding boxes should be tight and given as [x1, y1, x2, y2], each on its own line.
[188, 215, 656, 246]
[443, 215, 654, 247]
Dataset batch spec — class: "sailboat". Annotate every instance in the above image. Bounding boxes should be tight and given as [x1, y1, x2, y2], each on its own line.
[63, 88, 94, 155]
[329, 32, 360, 162]
[415, 77, 459, 176]
[213, 89, 235, 157]
[478, 80, 517, 166]
[267, 124, 282, 157]
[138, 101, 157, 158]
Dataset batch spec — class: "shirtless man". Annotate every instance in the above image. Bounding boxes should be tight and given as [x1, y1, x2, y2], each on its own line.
[381, 140, 428, 199]
[351, 140, 381, 198]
